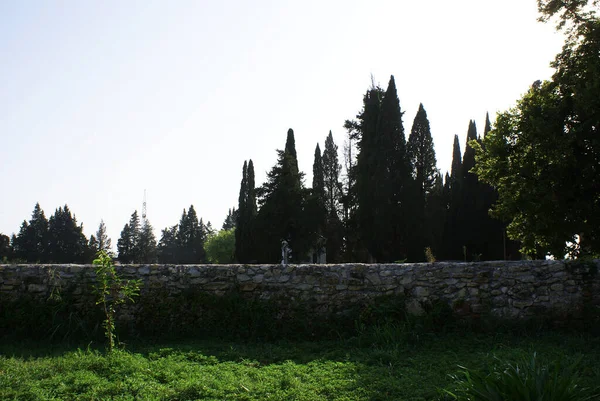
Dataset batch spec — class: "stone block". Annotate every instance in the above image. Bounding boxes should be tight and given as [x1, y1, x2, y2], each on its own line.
[27, 284, 46, 293]
[414, 286, 430, 298]
[237, 274, 251, 282]
[406, 299, 425, 316]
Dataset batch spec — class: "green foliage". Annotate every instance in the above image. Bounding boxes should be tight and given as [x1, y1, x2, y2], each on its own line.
[204, 228, 236, 264]
[443, 353, 599, 401]
[474, 7, 600, 258]
[1, 333, 599, 400]
[93, 251, 140, 351]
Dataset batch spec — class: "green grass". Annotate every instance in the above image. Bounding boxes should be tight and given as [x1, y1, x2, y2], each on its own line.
[1, 332, 599, 400]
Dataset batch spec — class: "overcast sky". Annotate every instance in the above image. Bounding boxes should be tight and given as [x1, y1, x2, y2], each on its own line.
[0, 0, 564, 248]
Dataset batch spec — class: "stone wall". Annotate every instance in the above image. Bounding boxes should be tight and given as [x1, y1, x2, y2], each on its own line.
[1, 260, 599, 321]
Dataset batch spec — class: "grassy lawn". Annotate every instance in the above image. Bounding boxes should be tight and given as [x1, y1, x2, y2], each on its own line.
[1, 331, 599, 400]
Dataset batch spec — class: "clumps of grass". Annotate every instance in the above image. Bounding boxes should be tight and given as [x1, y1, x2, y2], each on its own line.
[442, 353, 599, 401]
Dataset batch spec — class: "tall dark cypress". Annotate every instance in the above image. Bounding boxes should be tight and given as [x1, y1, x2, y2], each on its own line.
[255, 129, 307, 262]
[459, 121, 482, 261]
[353, 84, 384, 262]
[235, 161, 248, 263]
[312, 144, 325, 202]
[322, 131, 344, 262]
[444, 135, 464, 260]
[374, 75, 411, 262]
[305, 143, 327, 260]
[407, 104, 438, 198]
[407, 104, 439, 260]
[244, 159, 257, 262]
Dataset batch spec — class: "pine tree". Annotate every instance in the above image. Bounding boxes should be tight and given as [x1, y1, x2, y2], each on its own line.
[87, 235, 99, 262]
[138, 218, 157, 263]
[14, 203, 49, 262]
[96, 220, 112, 254]
[118, 211, 141, 263]
[0, 233, 11, 261]
[222, 208, 238, 231]
[177, 205, 206, 263]
[47, 205, 89, 263]
[157, 225, 178, 263]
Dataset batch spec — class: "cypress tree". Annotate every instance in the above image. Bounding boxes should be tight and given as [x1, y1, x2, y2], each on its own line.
[312, 144, 325, 203]
[459, 121, 482, 261]
[444, 135, 464, 260]
[322, 131, 344, 262]
[407, 104, 439, 259]
[235, 161, 248, 263]
[353, 84, 384, 262]
[235, 160, 257, 263]
[374, 75, 411, 262]
[245, 160, 257, 261]
[255, 129, 307, 262]
[304, 143, 327, 261]
[322, 131, 343, 216]
[407, 104, 438, 199]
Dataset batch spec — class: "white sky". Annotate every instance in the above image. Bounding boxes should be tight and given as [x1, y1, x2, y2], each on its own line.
[0, 1, 564, 249]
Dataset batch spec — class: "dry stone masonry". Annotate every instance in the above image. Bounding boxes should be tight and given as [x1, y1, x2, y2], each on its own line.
[1, 260, 598, 321]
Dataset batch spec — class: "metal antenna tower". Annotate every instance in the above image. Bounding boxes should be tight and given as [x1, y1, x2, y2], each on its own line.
[142, 189, 147, 220]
